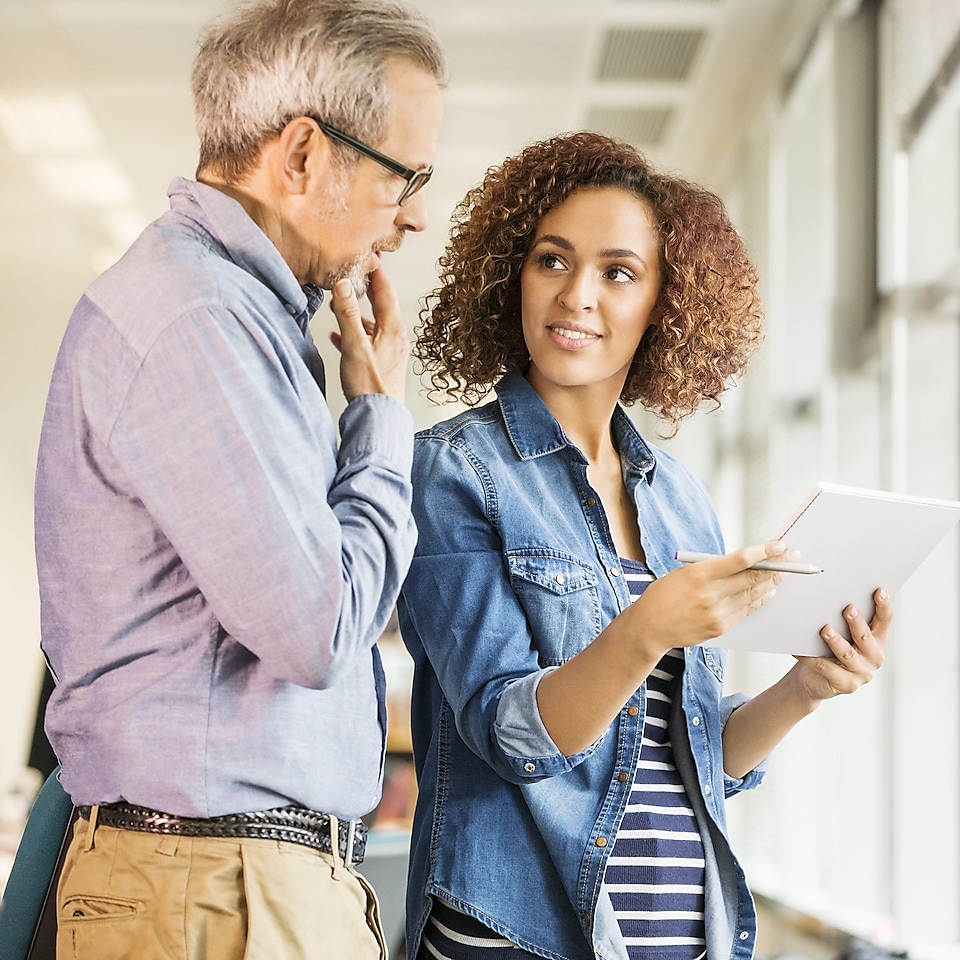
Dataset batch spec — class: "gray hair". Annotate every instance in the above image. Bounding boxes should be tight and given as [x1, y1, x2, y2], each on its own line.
[191, 0, 447, 182]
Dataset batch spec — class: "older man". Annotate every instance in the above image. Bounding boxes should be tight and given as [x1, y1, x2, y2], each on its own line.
[33, 1, 445, 957]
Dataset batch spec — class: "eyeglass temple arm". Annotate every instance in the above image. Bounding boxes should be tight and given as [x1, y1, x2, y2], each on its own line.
[313, 119, 413, 180]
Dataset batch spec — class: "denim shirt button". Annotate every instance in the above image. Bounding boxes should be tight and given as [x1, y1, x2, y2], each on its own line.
[555, 574, 565, 585]
[627, 705, 639, 717]
[692, 716, 701, 726]
[585, 497, 597, 508]
[739, 931, 750, 940]
[610, 568, 621, 577]
[582, 912, 592, 924]
[704, 783, 712, 795]
[595, 836, 608, 847]
[523, 762, 536, 772]
[617, 771, 629, 783]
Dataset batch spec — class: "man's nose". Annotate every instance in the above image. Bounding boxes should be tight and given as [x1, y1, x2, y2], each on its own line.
[396, 187, 429, 233]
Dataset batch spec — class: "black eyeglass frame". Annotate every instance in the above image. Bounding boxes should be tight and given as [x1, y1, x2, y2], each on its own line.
[310, 117, 433, 206]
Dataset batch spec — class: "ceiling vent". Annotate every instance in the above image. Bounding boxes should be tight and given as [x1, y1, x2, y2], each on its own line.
[596, 27, 706, 82]
[586, 105, 674, 146]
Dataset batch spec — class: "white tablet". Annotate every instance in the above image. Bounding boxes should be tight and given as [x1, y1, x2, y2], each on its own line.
[705, 482, 960, 656]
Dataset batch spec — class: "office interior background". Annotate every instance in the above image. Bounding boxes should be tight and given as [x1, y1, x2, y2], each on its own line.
[1, 0, 958, 955]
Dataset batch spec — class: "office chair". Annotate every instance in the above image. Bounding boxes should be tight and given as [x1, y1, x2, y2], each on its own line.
[0, 765, 76, 960]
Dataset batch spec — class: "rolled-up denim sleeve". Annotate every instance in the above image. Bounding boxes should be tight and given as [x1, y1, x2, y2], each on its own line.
[493, 669, 603, 778]
[720, 692, 769, 795]
[400, 436, 595, 784]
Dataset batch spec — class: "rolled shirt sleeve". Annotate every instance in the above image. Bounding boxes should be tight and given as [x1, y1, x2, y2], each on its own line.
[401, 435, 598, 784]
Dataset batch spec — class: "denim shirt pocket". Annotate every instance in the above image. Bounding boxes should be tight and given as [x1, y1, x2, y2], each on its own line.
[505, 550, 602, 665]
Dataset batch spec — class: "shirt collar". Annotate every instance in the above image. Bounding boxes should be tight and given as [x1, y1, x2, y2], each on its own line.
[167, 177, 322, 332]
[494, 369, 658, 481]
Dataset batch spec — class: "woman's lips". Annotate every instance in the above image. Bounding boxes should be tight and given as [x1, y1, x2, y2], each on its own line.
[547, 325, 600, 348]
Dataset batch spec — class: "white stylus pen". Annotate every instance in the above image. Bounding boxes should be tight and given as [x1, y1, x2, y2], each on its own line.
[674, 551, 823, 575]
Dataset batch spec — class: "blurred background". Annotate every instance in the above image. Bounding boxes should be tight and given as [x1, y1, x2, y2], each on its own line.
[1, 0, 958, 956]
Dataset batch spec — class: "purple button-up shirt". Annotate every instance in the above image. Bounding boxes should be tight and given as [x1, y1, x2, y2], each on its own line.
[35, 177, 416, 820]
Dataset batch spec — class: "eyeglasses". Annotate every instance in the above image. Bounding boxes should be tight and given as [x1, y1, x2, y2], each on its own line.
[311, 117, 433, 207]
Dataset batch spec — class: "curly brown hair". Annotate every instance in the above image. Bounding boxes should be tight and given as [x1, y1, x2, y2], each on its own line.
[415, 130, 763, 428]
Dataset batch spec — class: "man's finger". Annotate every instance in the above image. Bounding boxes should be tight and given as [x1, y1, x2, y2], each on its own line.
[365, 266, 404, 337]
[330, 278, 365, 344]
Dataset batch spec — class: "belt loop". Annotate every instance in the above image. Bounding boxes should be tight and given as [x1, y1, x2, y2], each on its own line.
[83, 804, 99, 851]
[328, 814, 344, 879]
[344, 819, 356, 869]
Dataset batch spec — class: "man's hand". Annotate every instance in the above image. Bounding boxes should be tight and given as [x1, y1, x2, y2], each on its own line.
[329, 269, 409, 402]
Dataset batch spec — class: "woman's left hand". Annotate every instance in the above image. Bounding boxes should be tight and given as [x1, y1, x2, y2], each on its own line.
[791, 587, 892, 700]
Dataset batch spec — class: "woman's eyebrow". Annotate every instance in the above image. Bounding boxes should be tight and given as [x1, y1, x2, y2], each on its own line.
[531, 234, 573, 250]
[599, 247, 643, 262]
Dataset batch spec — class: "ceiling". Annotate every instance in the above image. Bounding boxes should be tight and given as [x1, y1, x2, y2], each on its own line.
[0, 0, 825, 465]
[0, 0, 829, 771]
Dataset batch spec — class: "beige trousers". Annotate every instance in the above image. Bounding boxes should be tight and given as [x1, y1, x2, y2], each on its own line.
[56, 809, 387, 960]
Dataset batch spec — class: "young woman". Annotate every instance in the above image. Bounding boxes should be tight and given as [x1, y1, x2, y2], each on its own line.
[397, 131, 889, 960]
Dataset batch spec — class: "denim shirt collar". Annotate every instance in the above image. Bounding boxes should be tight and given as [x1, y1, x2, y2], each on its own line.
[167, 177, 324, 333]
[494, 368, 659, 483]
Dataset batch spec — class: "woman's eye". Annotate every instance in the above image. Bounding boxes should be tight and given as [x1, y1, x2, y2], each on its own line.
[605, 266, 635, 283]
[538, 253, 564, 270]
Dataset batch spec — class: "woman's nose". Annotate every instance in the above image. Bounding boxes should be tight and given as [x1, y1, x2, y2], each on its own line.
[558, 271, 597, 311]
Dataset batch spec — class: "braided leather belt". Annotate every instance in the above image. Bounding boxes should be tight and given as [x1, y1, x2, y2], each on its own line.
[79, 802, 367, 865]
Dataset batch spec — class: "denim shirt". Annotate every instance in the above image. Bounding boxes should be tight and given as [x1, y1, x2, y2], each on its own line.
[398, 370, 766, 960]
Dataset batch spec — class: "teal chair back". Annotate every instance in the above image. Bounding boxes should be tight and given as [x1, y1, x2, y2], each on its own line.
[0, 766, 76, 960]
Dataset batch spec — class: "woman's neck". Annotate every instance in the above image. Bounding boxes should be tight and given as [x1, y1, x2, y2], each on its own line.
[526, 372, 645, 560]
[526, 371, 622, 464]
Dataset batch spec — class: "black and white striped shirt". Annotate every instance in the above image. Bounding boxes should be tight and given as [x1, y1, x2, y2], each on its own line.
[603, 556, 706, 960]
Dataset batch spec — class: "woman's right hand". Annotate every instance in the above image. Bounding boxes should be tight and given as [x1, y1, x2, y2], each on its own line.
[622, 540, 790, 659]
[536, 540, 790, 755]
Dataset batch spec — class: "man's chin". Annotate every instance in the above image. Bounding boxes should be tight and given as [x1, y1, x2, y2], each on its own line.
[324, 261, 370, 299]
[327, 242, 396, 297]
[345, 269, 370, 300]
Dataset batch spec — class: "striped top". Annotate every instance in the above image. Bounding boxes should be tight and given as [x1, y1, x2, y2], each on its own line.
[419, 899, 543, 959]
[604, 556, 706, 960]
[419, 558, 706, 960]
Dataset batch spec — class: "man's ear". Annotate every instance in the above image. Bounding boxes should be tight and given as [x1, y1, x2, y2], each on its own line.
[276, 117, 331, 196]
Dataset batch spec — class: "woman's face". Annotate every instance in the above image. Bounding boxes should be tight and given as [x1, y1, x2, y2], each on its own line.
[520, 186, 662, 402]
